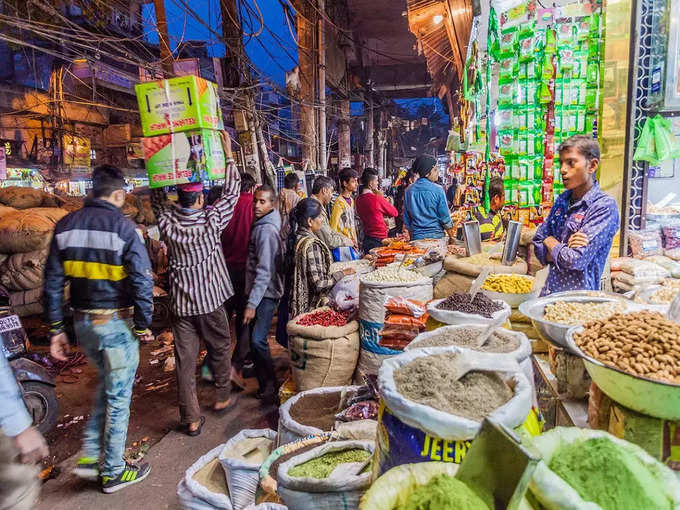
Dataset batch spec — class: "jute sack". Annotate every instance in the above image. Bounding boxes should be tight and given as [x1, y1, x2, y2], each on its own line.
[0, 205, 16, 218]
[433, 272, 474, 299]
[287, 308, 359, 392]
[0, 187, 45, 209]
[0, 249, 48, 290]
[443, 254, 527, 276]
[0, 208, 68, 254]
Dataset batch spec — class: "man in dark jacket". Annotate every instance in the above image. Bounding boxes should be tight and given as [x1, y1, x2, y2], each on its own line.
[44, 165, 154, 494]
[244, 185, 283, 403]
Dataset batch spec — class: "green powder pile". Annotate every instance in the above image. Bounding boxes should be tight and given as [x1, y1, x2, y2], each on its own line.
[548, 438, 671, 510]
[400, 474, 490, 510]
[288, 448, 370, 479]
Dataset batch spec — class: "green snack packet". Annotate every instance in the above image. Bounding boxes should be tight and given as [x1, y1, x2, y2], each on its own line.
[497, 108, 515, 131]
[518, 181, 541, 207]
[526, 81, 538, 105]
[498, 82, 515, 105]
[573, 50, 589, 79]
[498, 130, 516, 155]
[570, 80, 586, 106]
[533, 157, 544, 180]
[505, 181, 519, 205]
[589, 13, 601, 37]
[585, 113, 596, 134]
[559, 47, 576, 72]
[539, 83, 553, 104]
[585, 87, 598, 111]
[542, 54, 555, 80]
[499, 57, 517, 83]
[575, 16, 591, 41]
[554, 79, 564, 106]
[586, 61, 599, 85]
[508, 158, 521, 180]
[545, 28, 557, 54]
[556, 22, 574, 46]
[499, 27, 519, 56]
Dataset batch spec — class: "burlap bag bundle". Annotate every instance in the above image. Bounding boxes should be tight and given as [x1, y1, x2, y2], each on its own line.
[442, 254, 527, 276]
[0, 186, 64, 209]
[0, 249, 48, 290]
[0, 205, 16, 218]
[287, 307, 360, 391]
[0, 208, 67, 254]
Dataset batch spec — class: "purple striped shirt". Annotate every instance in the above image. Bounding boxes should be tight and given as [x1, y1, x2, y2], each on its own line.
[151, 161, 241, 316]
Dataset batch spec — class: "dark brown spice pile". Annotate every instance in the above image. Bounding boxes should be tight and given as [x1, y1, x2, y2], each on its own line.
[436, 292, 503, 318]
[290, 391, 342, 430]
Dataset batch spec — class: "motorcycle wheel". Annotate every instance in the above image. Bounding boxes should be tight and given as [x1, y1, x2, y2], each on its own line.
[22, 381, 59, 435]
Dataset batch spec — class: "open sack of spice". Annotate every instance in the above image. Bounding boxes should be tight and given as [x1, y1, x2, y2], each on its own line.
[378, 296, 429, 351]
[528, 427, 680, 510]
[218, 429, 277, 510]
[277, 440, 374, 510]
[278, 383, 379, 447]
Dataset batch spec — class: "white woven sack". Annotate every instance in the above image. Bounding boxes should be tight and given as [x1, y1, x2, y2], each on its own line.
[358, 277, 432, 325]
[426, 298, 511, 326]
[277, 386, 361, 447]
[242, 504, 287, 510]
[353, 349, 394, 384]
[218, 429, 276, 510]
[177, 444, 232, 510]
[528, 427, 680, 510]
[378, 346, 532, 440]
[277, 440, 374, 510]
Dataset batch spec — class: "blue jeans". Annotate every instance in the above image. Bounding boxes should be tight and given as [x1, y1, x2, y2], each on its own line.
[251, 298, 278, 393]
[74, 314, 139, 478]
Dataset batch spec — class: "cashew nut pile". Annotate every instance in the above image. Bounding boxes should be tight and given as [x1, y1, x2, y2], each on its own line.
[574, 311, 680, 384]
[650, 286, 680, 304]
[543, 300, 626, 325]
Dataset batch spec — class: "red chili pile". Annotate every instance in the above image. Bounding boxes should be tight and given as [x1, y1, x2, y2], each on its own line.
[297, 309, 348, 327]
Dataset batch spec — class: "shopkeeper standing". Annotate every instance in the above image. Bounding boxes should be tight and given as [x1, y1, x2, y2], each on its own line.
[533, 135, 619, 295]
[473, 176, 505, 242]
[404, 155, 456, 241]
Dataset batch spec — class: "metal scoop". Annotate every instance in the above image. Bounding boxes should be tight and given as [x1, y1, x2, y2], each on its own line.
[456, 419, 540, 510]
[469, 267, 492, 304]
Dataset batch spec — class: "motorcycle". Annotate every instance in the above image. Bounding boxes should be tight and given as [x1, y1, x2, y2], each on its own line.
[0, 305, 59, 435]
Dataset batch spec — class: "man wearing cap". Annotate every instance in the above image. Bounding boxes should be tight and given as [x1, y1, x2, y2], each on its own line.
[150, 131, 240, 436]
[404, 155, 456, 241]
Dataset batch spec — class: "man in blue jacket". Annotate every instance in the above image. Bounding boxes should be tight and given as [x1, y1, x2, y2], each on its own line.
[404, 155, 456, 241]
[44, 165, 154, 494]
[244, 184, 283, 403]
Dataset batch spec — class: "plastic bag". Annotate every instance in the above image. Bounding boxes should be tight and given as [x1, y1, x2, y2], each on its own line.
[633, 117, 658, 165]
[383, 314, 427, 329]
[330, 274, 360, 311]
[662, 225, 680, 250]
[652, 115, 680, 162]
[332, 246, 360, 262]
[384, 296, 426, 318]
[628, 229, 663, 258]
[618, 258, 670, 279]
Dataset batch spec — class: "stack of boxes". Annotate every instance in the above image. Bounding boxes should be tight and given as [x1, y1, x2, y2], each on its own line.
[135, 75, 226, 188]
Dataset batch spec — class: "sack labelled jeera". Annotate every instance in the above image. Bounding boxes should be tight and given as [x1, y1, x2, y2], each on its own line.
[287, 308, 360, 391]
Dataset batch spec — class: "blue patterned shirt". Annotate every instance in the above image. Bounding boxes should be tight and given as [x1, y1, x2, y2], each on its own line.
[403, 178, 453, 240]
[533, 184, 619, 295]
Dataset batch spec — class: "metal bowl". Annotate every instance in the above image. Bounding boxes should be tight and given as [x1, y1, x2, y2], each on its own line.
[518, 294, 628, 349]
[565, 325, 680, 420]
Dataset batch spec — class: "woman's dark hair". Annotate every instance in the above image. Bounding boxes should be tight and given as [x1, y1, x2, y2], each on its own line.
[359, 167, 379, 192]
[205, 185, 223, 206]
[285, 198, 323, 272]
[241, 173, 257, 193]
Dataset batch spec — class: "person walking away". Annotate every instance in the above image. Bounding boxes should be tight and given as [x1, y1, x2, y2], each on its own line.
[309, 176, 355, 250]
[244, 185, 283, 403]
[404, 156, 456, 241]
[289, 199, 355, 318]
[356, 169, 398, 253]
[391, 170, 417, 237]
[0, 348, 48, 508]
[275, 173, 301, 349]
[472, 177, 505, 242]
[150, 131, 240, 436]
[533, 135, 619, 295]
[330, 168, 359, 247]
[45, 165, 154, 492]
[220, 173, 257, 389]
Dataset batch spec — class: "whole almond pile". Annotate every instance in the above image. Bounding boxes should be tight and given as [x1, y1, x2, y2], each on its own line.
[574, 311, 680, 384]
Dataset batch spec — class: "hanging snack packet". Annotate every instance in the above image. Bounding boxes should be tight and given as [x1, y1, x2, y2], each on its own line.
[586, 61, 599, 85]
[519, 30, 537, 62]
[556, 22, 574, 46]
[558, 47, 575, 72]
[554, 79, 564, 106]
[542, 54, 555, 81]
[498, 130, 516, 155]
[497, 108, 515, 131]
[499, 56, 517, 83]
[575, 16, 591, 41]
[498, 82, 515, 105]
[570, 80, 586, 105]
[504, 181, 519, 205]
[499, 26, 519, 56]
[545, 28, 557, 54]
[585, 113, 596, 135]
[585, 87, 598, 111]
[539, 83, 553, 104]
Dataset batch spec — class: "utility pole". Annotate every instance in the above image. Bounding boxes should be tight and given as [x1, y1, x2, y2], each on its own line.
[366, 95, 374, 169]
[152, 0, 174, 75]
[317, 0, 327, 172]
[220, 0, 262, 183]
[337, 98, 351, 169]
[294, 0, 318, 171]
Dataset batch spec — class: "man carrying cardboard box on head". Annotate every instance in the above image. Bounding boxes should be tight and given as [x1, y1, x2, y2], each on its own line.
[150, 131, 241, 437]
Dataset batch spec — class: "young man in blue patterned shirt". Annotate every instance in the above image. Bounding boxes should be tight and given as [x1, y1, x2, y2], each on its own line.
[533, 135, 620, 295]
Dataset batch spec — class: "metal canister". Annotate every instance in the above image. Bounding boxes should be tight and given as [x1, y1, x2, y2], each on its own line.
[502, 220, 522, 265]
[463, 221, 482, 256]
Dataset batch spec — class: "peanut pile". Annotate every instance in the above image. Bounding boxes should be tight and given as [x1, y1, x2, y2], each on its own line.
[574, 311, 680, 384]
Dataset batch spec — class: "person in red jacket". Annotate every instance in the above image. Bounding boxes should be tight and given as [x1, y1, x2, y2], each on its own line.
[219, 173, 257, 388]
[356, 168, 399, 253]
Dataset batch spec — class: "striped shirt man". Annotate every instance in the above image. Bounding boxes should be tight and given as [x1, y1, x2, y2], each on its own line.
[150, 161, 241, 317]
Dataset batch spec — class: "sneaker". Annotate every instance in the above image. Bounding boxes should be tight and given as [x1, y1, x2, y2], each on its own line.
[101, 462, 151, 494]
[242, 361, 256, 379]
[73, 457, 99, 480]
[201, 363, 214, 382]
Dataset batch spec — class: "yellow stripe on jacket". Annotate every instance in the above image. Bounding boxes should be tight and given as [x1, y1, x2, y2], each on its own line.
[63, 260, 128, 281]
